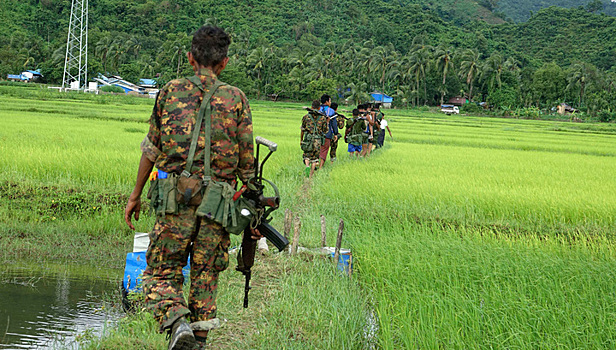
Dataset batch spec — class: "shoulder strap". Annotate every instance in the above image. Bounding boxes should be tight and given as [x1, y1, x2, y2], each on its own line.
[308, 114, 318, 134]
[182, 75, 225, 177]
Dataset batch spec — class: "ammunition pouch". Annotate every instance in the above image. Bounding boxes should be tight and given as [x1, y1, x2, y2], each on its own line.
[196, 178, 256, 235]
[147, 174, 179, 216]
[227, 197, 257, 236]
[176, 174, 203, 206]
[348, 133, 362, 145]
[301, 133, 321, 153]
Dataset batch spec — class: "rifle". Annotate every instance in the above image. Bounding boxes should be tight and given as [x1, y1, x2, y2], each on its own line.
[236, 136, 289, 308]
[304, 107, 326, 117]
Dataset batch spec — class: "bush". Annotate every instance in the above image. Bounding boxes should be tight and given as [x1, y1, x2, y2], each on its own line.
[100, 85, 126, 93]
[597, 110, 616, 123]
[460, 103, 483, 114]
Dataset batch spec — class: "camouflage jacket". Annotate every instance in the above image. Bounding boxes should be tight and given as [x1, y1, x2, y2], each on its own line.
[301, 111, 327, 138]
[141, 67, 255, 184]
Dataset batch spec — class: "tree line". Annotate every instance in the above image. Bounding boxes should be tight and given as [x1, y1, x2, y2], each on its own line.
[1, 1, 616, 119]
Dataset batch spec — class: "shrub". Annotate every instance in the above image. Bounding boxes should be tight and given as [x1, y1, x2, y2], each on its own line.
[597, 110, 616, 123]
[460, 103, 483, 114]
[100, 85, 126, 93]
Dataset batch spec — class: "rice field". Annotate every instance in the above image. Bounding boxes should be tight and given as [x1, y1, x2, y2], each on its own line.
[2, 84, 616, 348]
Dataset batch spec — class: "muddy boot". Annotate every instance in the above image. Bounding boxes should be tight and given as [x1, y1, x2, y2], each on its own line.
[168, 318, 196, 350]
[192, 334, 208, 350]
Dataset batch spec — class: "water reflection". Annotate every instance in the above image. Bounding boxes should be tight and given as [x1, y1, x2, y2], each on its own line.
[0, 264, 121, 349]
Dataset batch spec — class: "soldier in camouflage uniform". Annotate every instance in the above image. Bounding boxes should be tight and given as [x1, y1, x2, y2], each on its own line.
[301, 100, 326, 178]
[124, 26, 255, 350]
[329, 102, 345, 161]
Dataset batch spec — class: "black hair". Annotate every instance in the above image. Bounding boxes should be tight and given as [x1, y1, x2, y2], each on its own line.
[320, 94, 331, 104]
[352, 109, 359, 116]
[311, 100, 321, 109]
[331, 102, 338, 110]
[191, 26, 230, 68]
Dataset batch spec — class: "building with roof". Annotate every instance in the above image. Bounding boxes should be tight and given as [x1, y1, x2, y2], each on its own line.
[7, 70, 43, 82]
[370, 91, 393, 108]
[447, 96, 468, 106]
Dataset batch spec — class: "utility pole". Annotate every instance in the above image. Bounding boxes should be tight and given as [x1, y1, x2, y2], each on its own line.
[62, 0, 88, 91]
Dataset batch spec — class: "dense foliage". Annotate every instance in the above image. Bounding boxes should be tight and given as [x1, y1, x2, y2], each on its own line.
[1, 0, 616, 117]
[497, 0, 616, 22]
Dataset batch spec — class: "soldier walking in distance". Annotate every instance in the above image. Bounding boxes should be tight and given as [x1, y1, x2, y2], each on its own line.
[124, 26, 257, 350]
[301, 100, 326, 178]
[329, 102, 345, 162]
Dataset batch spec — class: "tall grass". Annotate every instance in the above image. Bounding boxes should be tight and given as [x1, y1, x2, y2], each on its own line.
[3, 86, 616, 348]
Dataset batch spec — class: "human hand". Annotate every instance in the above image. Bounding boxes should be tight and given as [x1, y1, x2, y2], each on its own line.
[124, 196, 141, 230]
[250, 227, 263, 240]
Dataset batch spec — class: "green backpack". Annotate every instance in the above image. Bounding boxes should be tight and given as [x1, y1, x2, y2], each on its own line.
[301, 114, 321, 152]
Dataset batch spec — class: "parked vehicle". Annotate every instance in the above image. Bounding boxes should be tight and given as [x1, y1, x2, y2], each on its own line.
[441, 104, 459, 115]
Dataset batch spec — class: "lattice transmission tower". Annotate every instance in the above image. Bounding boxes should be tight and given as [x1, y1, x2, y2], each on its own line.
[62, 0, 88, 90]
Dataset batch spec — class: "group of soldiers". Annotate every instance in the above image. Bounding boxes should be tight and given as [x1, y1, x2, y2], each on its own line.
[300, 94, 393, 178]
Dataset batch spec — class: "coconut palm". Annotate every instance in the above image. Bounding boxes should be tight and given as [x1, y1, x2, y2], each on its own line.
[434, 46, 455, 105]
[567, 62, 597, 107]
[95, 36, 113, 72]
[345, 82, 371, 105]
[481, 52, 504, 92]
[459, 49, 480, 101]
[408, 45, 432, 106]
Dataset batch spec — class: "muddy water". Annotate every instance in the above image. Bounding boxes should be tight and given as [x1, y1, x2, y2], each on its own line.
[0, 264, 122, 349]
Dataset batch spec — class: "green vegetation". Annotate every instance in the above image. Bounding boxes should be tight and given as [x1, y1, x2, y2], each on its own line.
[497, 0, 616, 22]
[3, 0, 616, 118]
[2, 85, 616, 348]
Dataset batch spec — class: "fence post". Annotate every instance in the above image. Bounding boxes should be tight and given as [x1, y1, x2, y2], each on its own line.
[333, 219, 344, 264]
[291, 214, 301, 255]
[320, 214, 327, 249]
[284, 208, 291, 240]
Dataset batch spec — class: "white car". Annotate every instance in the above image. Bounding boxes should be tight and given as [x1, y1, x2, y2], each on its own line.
[441, 105, 459, 115]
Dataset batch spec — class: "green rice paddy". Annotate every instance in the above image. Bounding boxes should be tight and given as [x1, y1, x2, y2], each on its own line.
[2, 84, 616, 348]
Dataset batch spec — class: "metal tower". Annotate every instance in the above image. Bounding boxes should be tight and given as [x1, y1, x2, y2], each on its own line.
[62, 0, 88, 90]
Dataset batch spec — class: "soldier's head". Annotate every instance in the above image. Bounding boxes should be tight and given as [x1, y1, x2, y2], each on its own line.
[320, 94, 331, 106]
[352, 109, 359, 117]
[189, 26, 230, 74]
[311, 100, 320, 110]
[331, 102, 338, 111]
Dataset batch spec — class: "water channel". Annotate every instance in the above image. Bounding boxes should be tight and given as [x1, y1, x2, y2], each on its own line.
[0, 263, 122, 349]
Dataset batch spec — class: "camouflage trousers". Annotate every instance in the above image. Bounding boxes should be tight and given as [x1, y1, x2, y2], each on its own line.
[330, 137, 339, 159]
[143, 205, 230, 333]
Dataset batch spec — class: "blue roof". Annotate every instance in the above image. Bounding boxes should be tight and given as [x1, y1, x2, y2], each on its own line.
[371, 92, 393, 103]
[26, 70, 42, 75]
[139, 79, 157, 86]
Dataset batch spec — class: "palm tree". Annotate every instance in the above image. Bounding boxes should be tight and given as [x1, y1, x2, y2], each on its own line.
[126, 36, 143, 59]
[481, 52, 504, 93]
[95, 36, 113, 72]
[459, 49, 480, 101]
[370, 45, 395, 93]
[434, 46, 455, 105]
[567, 62, 596, 107]
[345, 82, 371, 105]
[408, 45, 432, 106]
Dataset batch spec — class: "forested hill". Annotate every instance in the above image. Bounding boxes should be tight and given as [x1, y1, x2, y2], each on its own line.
[494, 6, 616, 71]
[2, 0, 616, 115]
[0, 0, 502, 83]
[496, 0, 616, 22]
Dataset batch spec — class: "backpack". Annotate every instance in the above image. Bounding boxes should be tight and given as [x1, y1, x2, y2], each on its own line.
[301, 113, 321, 152]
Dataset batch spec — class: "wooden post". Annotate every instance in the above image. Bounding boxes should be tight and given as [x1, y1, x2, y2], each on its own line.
[320, 214, 327, 249]
[291, 214, 301, 255]
[284, 208, 291, 240]
[333, 219, 344, 264]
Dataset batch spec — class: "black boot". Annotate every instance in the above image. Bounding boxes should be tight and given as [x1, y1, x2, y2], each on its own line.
[168, 318, 196, 350]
